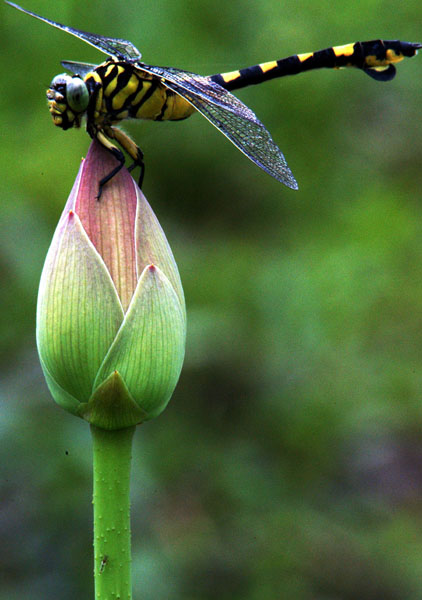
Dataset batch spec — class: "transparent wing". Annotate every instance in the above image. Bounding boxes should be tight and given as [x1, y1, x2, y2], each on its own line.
[136, 64, 298, 189]
[6, 2, 142, 60]
[61, 60, 98, 77]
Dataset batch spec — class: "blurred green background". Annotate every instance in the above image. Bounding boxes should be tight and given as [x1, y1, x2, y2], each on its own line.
[2, 0, 422, 598]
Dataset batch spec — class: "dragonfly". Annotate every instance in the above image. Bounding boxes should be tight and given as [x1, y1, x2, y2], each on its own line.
[6, 2, 422, 197]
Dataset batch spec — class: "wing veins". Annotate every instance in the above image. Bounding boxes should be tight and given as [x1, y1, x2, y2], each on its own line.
[135, 63, 298, 189]
[6, 1, 142, 60]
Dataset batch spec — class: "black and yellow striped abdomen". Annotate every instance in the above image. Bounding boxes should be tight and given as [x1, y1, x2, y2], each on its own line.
[211, 40, 421, 90]
[85, 61, 195, 125]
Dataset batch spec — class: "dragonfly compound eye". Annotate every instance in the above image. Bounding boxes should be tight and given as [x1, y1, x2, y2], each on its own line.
[49, 73, 72, 96]
[47, 73, 86, 129]
[66, 76, 89, 112]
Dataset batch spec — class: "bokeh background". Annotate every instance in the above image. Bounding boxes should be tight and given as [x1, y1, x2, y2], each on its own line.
[2, 0, 422, 598]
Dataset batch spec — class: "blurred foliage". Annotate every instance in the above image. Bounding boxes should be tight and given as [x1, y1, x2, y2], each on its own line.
[2, 0, 422, 598]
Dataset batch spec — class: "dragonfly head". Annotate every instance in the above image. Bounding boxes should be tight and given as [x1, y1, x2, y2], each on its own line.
[47, 73, 90, 130]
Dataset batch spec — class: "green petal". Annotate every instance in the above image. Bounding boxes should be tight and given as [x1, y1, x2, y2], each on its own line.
[135, 188, 185, 318]
[39, 357, 81, 416]
[94, 265, 186, 419]
[37, 211, 124, 403]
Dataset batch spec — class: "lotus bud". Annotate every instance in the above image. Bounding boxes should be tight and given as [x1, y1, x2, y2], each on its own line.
[36, 141, 186, 429]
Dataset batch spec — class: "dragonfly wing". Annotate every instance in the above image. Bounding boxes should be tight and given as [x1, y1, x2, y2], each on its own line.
[136, 63, 298, 189]
[6, 2, 143, 61]
[61, 60, 98, 77]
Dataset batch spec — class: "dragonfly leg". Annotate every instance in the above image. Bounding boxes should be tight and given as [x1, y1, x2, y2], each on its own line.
[94, 129, 126, 199]
[106, 126, 145, 188]
[128, 161, 145, 188]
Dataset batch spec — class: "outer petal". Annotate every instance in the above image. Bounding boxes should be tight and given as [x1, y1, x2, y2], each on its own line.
[39, 357, 81, 415]
[94, 265, 186, 419]
[135, 187, 185, 317]
[37, 211, 124, 403]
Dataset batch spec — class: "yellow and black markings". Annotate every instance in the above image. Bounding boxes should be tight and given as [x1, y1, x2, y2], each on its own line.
[212, 39, 421, 91]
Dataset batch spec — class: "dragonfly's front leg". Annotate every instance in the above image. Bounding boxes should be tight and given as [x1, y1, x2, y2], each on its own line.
[89, 128, 126, 199]
[105, 126, 145, 188]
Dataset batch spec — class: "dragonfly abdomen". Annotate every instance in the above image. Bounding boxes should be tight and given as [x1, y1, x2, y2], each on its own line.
[211, 39, 422, 91]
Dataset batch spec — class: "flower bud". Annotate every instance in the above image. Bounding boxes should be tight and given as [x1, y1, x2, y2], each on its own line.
[37, 141, 186, 429]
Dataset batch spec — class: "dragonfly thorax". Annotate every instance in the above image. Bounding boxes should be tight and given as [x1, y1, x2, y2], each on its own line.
[46, 73, 90, 130]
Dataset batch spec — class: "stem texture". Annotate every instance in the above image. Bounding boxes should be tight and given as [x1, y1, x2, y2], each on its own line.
[91, 425, 135, 600]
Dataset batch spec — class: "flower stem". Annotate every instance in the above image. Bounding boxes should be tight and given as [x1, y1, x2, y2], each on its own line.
[91, 424, 135, 600]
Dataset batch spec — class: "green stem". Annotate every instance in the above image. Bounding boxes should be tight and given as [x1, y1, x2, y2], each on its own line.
[91, 425, 136, 600]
